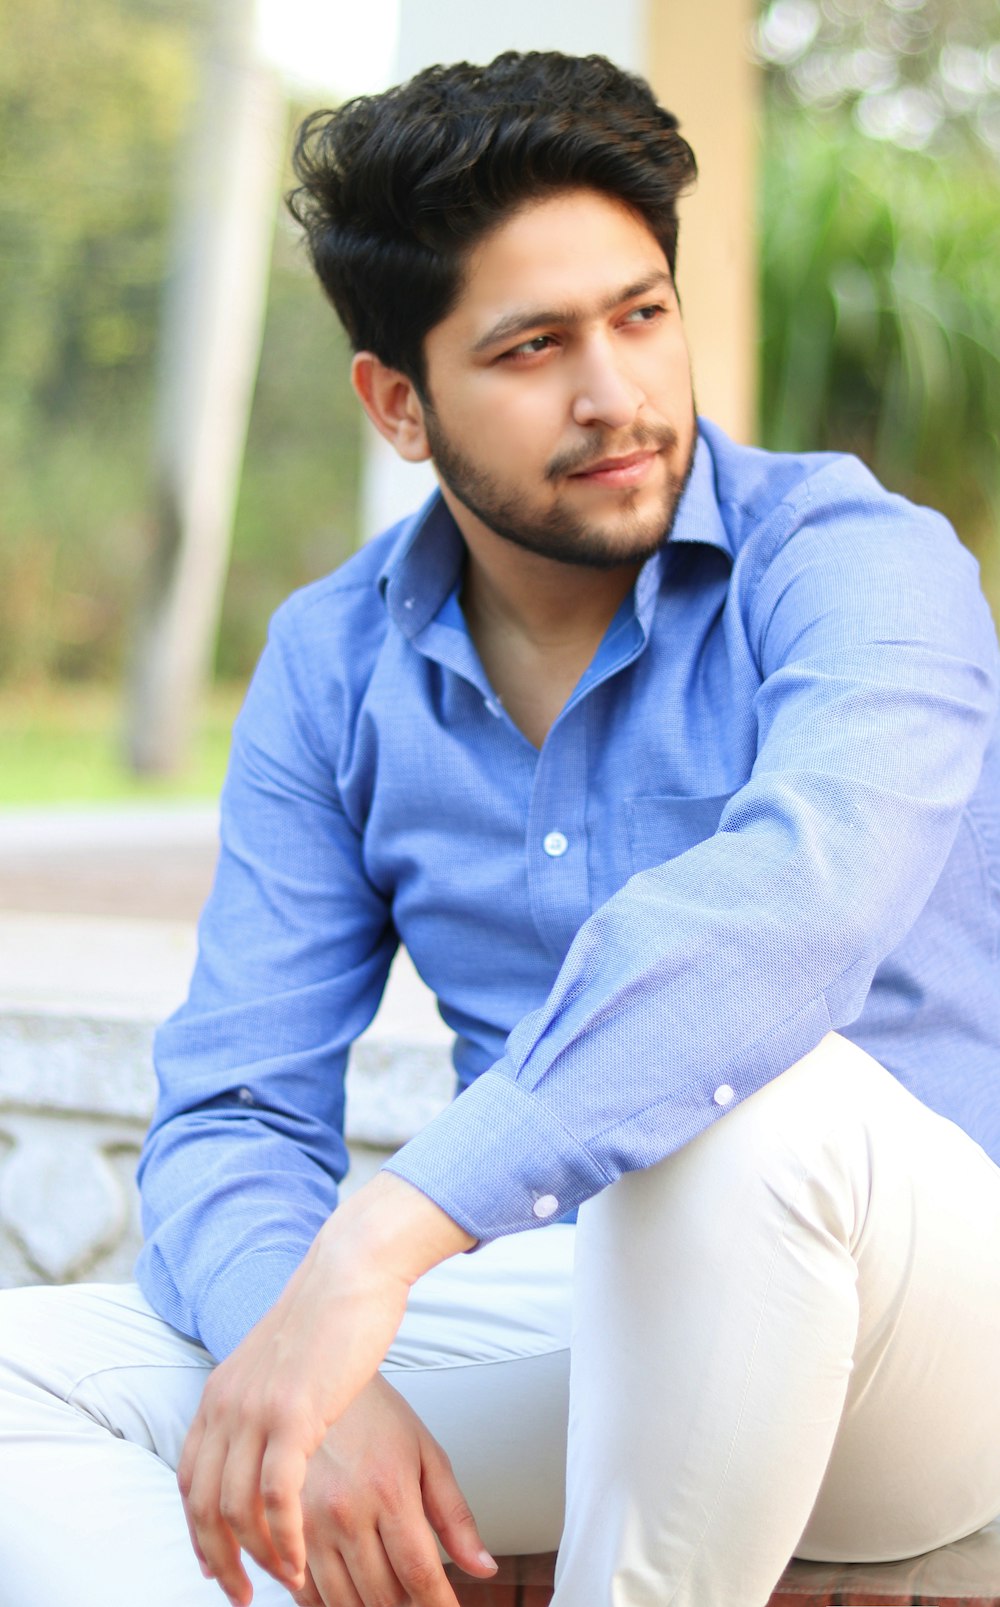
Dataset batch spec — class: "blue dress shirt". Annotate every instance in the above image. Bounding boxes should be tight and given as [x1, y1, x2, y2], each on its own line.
[136, 420, 1000, 1361]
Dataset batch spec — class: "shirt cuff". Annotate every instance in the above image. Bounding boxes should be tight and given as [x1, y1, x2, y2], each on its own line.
[381, 1068, 610, 1242]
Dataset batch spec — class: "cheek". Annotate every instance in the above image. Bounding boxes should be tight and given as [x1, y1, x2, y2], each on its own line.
[642, 335, 693, 401]
[482, 381, 566, 450]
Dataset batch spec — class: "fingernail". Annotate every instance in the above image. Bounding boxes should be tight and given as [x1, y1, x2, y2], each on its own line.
[477, 1548, 498, 1572]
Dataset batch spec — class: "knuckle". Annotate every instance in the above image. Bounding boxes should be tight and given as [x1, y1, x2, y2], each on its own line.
[185, 1495, 215, 1527]
[320, 1487, 358, 1537]
[397, 1554, 440, 1594]
[370, 1474, 405, 1517]
[444, 1494, 475, 1528]
[370, 1588, 407, 1607]
[259, 1475, 290, 1511]
[217, 1496, 248, 1530]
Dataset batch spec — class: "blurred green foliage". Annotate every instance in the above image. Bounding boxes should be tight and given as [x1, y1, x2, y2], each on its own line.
[0, 0, 997, 697]
[760, 97, 1000, 607]
[0, 0, 358, 689]
[0, 681, 241, 803]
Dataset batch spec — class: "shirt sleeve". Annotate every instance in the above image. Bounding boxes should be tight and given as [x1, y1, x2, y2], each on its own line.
[384, 475, 1000, 1241]
[135, 602, 396, 1360]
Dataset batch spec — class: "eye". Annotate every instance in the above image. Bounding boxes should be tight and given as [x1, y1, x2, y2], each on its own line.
[502, 333, 558, 361]
[622, 303, 667, 326]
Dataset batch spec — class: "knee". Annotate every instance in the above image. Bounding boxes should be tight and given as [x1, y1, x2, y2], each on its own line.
[590, 1034, 895, 1261]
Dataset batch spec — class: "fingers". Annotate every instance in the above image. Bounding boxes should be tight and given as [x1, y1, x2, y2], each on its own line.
[304, 1450, 460, 1607]
[220, 1433, 305, 1589]
[258, 1435, 310, 1588]
[292, 1560, 361, 1607]
[375, 1495, 462, 1607]
[311, 1529, 402, 1607]
[420, 1439, 497, 1580]
[179, 1422, 253, 1606]
[180, 1406, 307, 1603]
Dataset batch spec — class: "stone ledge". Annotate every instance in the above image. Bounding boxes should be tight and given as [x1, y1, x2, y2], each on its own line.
[0, 911, 453, 1287]
[0, 1008, 454, 1143]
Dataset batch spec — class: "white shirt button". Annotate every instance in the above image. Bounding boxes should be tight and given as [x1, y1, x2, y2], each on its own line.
[543, 831, 569, 858]
[713, 1084, 735, 1107]
[532, 1193, 560, 1219]
[237, 1087, 255, 1106]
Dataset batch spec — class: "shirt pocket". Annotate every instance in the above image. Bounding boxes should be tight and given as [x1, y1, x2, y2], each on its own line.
[626, 793, 732, 876]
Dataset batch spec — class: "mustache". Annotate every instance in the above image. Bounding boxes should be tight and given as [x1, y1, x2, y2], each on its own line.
[545, 423, 679, 482]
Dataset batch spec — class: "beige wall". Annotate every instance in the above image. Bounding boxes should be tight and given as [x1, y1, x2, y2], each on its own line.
[645, 0, 760, 443]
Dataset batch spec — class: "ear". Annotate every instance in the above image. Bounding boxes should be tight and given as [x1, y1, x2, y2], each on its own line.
[351, 352, 431, 462]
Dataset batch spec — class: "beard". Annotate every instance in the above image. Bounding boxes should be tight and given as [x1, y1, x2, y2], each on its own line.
[422, 406, 697, 571]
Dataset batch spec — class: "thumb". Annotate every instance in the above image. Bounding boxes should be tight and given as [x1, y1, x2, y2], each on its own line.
[420, 1441, 498, 1578]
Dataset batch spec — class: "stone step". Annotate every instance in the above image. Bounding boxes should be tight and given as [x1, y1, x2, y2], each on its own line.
[443, 1537, 1000, 1603]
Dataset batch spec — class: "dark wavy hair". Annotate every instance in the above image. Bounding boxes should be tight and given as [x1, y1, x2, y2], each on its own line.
[287, 51, 697, 394]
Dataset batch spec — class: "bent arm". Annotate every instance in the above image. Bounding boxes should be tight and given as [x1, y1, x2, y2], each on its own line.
[386, 489, 1000, 1238]
[136, 606, 397, 1360]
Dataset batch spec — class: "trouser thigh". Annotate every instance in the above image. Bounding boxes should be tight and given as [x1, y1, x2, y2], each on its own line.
[0, 1226, 574, 1604]
[799, 1049, 1000, 1560]
[554, 1032, 1000, 1607]
[0, 1282, 228, 1606]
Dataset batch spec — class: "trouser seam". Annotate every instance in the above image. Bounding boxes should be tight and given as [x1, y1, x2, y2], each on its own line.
[382, 1344, 570, 1376]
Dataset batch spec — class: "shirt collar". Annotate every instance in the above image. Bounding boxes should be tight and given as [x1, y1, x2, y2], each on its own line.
[378, 494, 466, 639]
[378, 420, 732, 641]
[630, 423, 733, 636]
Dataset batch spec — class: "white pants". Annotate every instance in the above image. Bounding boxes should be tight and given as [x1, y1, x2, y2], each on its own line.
[3, 1034, 1000, 1607]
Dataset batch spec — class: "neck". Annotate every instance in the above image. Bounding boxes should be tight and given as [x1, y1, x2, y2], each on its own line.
[452, 504, 641, 652]
[445, 494, 643, 750]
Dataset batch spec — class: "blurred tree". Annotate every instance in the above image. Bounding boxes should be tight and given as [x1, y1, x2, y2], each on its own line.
[0, 0, 203, 683]
[755, 0, 1000, 157]
[0, 0, 358, 697]
[126, 0, 284, 774]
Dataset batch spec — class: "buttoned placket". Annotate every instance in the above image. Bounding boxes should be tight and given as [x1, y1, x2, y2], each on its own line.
[411, 614, 652, 970]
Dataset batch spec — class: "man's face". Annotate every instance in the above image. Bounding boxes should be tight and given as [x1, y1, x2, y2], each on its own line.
[418, 187, 697, 570]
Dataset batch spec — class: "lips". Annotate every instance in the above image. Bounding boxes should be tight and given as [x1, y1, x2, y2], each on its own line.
[566, 449, 662, 488]
[570, 449, 657, 477]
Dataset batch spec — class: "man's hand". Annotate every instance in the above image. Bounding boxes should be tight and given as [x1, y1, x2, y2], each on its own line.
[177, 1173, 476, 1605]
[290, 1375, 496, 1607]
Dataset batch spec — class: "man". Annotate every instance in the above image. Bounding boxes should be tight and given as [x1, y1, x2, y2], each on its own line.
[2, 48, 1000, 1607]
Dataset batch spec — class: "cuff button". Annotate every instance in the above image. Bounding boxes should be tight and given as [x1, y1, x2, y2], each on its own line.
[532, 1193, 560, 1219]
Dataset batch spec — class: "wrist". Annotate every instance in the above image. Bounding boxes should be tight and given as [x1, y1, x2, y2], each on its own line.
[318, 1172, 476, 1286]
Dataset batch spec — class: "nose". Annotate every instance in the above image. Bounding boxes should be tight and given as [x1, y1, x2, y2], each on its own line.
[570, 337, 644, 429]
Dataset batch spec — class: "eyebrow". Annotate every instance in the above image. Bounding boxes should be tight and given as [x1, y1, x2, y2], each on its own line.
[470, 270, 674, 355]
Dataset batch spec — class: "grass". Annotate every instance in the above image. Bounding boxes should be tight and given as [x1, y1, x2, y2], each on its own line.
[0, 681, 246, 806]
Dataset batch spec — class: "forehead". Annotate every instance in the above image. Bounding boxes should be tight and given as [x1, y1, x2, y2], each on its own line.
[440, 188, 670, 347]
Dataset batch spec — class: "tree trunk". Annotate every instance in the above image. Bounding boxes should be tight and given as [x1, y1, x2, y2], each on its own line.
[127, 0, 283, 774]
